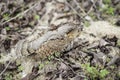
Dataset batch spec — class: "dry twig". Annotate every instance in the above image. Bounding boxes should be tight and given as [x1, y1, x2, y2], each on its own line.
[0, 61, 11, 76]
[0, 0, 43, 25]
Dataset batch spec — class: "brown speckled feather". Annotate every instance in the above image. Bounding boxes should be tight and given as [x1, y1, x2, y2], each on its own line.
[32, 27, 81, 60]
[35, 38, 70, 59]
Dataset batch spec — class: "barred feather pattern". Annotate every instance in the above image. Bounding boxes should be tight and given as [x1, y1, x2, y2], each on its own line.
[34, 38, 71, 59]
[32, 27, 81, 60]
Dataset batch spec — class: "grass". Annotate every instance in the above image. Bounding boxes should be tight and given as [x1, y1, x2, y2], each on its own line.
[81, 63, 109, 80]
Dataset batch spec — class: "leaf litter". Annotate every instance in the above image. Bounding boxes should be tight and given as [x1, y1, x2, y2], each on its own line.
[0, 0, 120, 80]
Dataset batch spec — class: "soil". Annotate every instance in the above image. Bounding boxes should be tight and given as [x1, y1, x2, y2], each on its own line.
[0, 0, 120, 80]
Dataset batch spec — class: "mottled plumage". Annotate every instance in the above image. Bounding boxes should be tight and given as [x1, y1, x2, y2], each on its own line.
[31, 26, 81, 60]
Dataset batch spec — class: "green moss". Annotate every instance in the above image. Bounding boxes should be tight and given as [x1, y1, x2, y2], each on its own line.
[103, 0, 111, 4]
[34, 15, 40, 20]
[3, 13, 10, 20]
[100, 69, 109, 78]
[48, 55, 54, 61]
[84, 21, 90, 27]
[39, 63, 44, 69]
[5, 73, 13, 80]
[5, 26, 10, 31]
[81, 63, 109, 80]
[106, 7, 115, 15]
[117, 39, 120, 47]
[18, 65, 24, 72]
[98, 0, 115, 16]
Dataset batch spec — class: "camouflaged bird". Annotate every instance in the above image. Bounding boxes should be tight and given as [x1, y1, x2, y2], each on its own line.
[34, 24, 81, 60]
[15, 23, 81, 61]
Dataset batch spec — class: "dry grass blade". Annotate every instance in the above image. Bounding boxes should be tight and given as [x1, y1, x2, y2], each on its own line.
[73, 0, 87, 16]
[0, 61, 11, 76]
[0, 0, 43, 25]
[65, 0, 81, 18]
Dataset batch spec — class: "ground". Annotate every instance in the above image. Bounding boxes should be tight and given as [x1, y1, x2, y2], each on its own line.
[0, 0, 120, 80]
